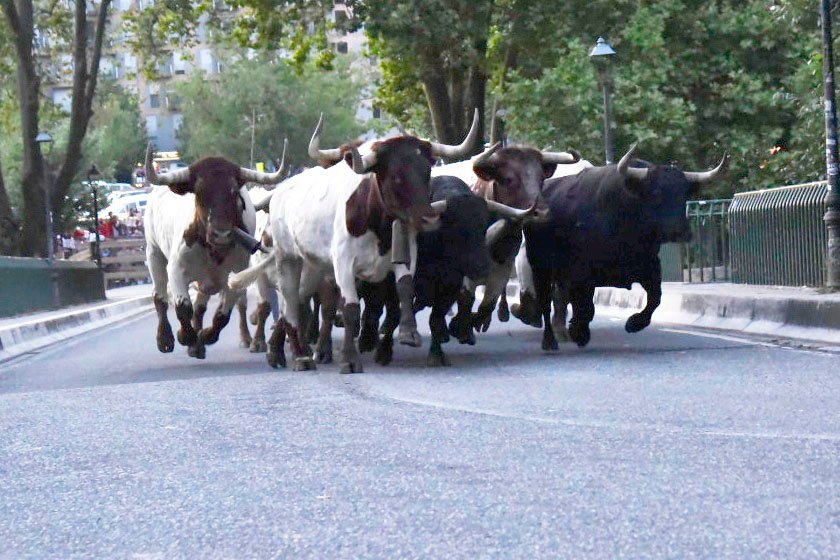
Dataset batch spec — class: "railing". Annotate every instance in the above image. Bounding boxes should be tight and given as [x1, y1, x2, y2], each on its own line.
[71, 237, 150, 288]
[730, 182, 828, 287]
[659, 199, 732, 283]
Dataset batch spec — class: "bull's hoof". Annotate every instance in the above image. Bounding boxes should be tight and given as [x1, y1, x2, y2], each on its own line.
[292, 356, 317, 372]
[314, 344, 333, 364]
[177, 328, 197, 347]
[625, 313, 651, 333]
[198, 328, 220, 346]
[340, 360, 364, 374]
[497, 301, 510, 322]
[249, 310, 259, 325]
[239, 339, 251, 349]
[359, 324, 379, 353]
[542, 330, 559, 351]
[426, 350, 450, 367]
[157, 326, 175, 353]
[439, 330, 450, 344]
[398, 328, 422, 347]
[568, 322, 591, 347]
[266, 351, 286, 369]
[334, 312, 345, 328]
[472, 308, 492, 333]
[374, 342, 393, 365]
[188, 344, 206, 359]
[250, 338, 268, 353]
[448, 318, 475, 345]
[553, 324, 571, 343]
[511, 295, 543, 328]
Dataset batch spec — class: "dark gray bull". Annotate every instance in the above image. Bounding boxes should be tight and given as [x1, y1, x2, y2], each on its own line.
[524, 144, 728, 350]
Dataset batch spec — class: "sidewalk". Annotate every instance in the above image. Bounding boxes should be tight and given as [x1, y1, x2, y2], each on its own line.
[0, 284, 153, 364]
[589, 282, 840, 348]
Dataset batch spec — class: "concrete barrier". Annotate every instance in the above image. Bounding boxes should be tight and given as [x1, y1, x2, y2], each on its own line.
[0, 257, 106, 317]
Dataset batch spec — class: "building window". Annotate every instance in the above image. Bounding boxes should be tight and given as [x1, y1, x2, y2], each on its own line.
[334, 9, 347, 24]
[336, 41, 348, 54]
[149, 94, 160, 109]
[372, 106, 382, 119]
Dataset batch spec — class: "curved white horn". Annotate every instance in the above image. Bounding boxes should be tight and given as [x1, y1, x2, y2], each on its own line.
[683, 154, 730, 184]
[430, 108, 480, 159]
[252, 191, 273, 213]
[541, 148, 581, 165]
[349, 146, 378, 174]
[145, 143, 190, 185]
[471, 141, 502, 168]
[485, 199, 536, 222]
[430, 200, 448, 214]
[240, 138, 287, 186]
[485, 218, 510, 248]
[308, 113, 343, 161]
[617, 143, 648, 181]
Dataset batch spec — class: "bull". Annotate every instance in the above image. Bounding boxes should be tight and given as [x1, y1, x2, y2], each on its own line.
[234, 112, 480, 372]
[524, 144, 728, 350]
[144, 145, 284, 359]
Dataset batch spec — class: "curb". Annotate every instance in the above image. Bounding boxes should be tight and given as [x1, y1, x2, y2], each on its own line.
[0, 295, 153, 364]
[592, 287, 840, 346]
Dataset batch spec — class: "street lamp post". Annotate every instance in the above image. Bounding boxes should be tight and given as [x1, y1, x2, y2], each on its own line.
[35, 131, 54, 259]
[88, 165, 102, 270]
[590, 37, 617, 164]
[820, 0, 840, 289]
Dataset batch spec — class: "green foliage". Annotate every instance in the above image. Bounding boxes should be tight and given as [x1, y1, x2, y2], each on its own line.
[175, 54, 364, 168]
[503, 0, 830, 198]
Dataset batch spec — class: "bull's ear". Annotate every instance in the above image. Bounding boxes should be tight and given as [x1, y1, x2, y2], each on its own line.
[473, 161, 498, 182]
[542, 163, 558, 178]
[168, 182, 193, 196]
[343, 150, 353, 169]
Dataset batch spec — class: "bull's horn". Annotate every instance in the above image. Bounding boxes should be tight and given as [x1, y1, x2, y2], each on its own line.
[240, 138, 287, 186]
[484, 218, 510, 248]
[617, 143, 648, 181]
[349, 146, 378, 174]
[485, 199, 537, 221]
[252, 191, 273, 213]
[471, 141, 502, 168]
[430, 200, 448, 214]
[232, 227, 269, 254]
[541, 148, 580, 165]
[307, 113, 343, 162]
[683, 154, 730, 184]
[145, 143, 190, 186]
[429, 109, 480, 159]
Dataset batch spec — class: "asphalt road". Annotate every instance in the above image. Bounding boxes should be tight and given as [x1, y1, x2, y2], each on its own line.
[0, 306, 838, 559]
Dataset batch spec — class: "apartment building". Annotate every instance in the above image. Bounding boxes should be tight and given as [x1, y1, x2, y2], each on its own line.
[45, 2, 374, 154]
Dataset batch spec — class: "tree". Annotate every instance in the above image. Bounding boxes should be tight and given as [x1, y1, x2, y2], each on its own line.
[175, 54, 364, 167]
[1, 0, 111, 256]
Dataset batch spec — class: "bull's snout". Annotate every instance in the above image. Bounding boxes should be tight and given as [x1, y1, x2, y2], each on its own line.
[419, 213, 441, 232]
[208, 227, 234, 246]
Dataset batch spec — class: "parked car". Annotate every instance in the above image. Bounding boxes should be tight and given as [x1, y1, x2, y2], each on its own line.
[99, 192, 150, 221]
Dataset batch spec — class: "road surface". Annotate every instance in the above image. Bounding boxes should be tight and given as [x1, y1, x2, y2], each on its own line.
[1, 307, 838, 558]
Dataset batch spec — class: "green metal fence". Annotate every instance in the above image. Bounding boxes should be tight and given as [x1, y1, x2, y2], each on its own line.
[729, 182, 829, 287]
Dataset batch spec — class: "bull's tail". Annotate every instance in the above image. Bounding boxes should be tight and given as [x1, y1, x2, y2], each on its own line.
[228, 250, 277, 292]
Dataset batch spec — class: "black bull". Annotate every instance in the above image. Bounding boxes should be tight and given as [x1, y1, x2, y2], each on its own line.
[357, 175, 492, 367]
[524, 158, 726, 350]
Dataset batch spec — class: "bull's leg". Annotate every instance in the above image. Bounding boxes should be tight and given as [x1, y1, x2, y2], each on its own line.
[375, 278, 400, 366]
[626, 269, 662, 333]
[297, 300, 314, 356]
[314, 281, 337, 364]
[266, 320, 287, 369]
[192, 290, 210, 333]
[551, 284, 570, 342]
[358, 280, 384, 353]
[511, 289, 543, 328]
[237, 295, 252, 348]
[567, 284, 596, 348]
[340, 302, 363, 373]
[307, 296, 321, 345]
[497, 291, 510, 322]
[473, 261, 512, 333]
[250, 270, 274, 353]
[427, 303, 451, 367]
[250, 301, 272, 353]
[278, 258, 316, 371]
[533, 268, 558, 351]
[168, 262, 197, 348]
[448, 282, 476, 345]
[394, 269, 421, 347]
[147, 246, 174, 353]
[190, 287, 241, 359]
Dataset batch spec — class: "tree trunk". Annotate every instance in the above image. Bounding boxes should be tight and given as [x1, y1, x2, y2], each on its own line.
[3, 0, 48, 257]
[0, 159, 19, 255]
[52, 0, 111, 234]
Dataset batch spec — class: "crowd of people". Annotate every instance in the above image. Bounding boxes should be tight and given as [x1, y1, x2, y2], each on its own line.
[58, 208, 145, 259]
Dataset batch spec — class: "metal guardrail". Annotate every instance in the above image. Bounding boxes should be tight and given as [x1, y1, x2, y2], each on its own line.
[730, 182, 829, 287]
[659, 199, 732, 283]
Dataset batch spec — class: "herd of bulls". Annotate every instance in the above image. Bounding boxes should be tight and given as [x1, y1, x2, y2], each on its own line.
[143, 110, 728, 372]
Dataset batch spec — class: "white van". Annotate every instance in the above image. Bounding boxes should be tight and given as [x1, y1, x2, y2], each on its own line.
[99, 192, 150, 220]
